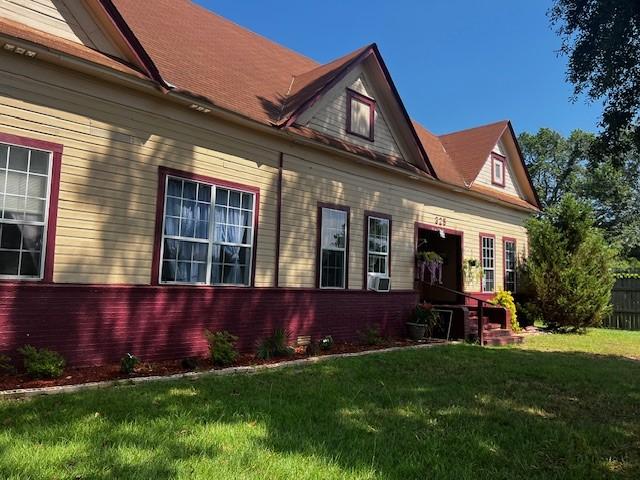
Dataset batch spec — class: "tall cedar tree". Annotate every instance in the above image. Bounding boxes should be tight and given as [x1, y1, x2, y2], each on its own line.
[526, 195, 616, 332]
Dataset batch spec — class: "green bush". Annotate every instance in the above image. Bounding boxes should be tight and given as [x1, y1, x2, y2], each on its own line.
[205, 330, 239, 366]
[491, 290, 520, 332]
[526, 195, 616, 332]
[0, 354, 15, 374]
[358, 324, 385, 346]
[256, 329, 293, 360]
[181, 357, 199, 370]
[120, 353, 139, 374]
[19, 345, 65, 379]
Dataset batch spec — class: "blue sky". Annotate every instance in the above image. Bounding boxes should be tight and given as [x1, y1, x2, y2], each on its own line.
[195, 0, 601, 137]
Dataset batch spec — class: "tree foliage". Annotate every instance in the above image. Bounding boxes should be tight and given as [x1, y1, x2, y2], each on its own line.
[550, 0, 640, 153]
[519, 128, 640, 261]
[525, 195, 616, 332]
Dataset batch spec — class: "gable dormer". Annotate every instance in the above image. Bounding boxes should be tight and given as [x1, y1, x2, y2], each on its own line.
[288, 47, 433, 174]
[302, 71, 405, 160]
[476, 139, 524, 198]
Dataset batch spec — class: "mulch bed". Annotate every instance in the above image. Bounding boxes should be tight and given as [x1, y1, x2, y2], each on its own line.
[0, 339, 436, 391]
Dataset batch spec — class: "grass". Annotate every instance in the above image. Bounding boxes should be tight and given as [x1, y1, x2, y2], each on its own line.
[520, 327, 640, 359]
[0, 335, 639, 479]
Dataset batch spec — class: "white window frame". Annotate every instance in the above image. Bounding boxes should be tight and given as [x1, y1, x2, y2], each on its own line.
[481, 235, 495, 293]
[367, 215, 389, 277]
[159, 175, 256, 286]
[504, 239, 517, 292]
[0, 141, 53, 281]
[319, 207, 348, 289]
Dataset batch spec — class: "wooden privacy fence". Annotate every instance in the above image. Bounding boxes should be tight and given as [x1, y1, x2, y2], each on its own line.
[603, 276, 640, 331]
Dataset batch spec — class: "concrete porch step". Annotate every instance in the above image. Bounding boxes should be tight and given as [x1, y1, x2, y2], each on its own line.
[483, 335, 524, 346]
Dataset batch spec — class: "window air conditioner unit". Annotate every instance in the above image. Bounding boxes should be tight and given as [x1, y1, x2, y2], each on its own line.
[368, 275, 391, 292]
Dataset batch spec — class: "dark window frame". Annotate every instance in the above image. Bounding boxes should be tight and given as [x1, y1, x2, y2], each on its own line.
[346, 89, 376, 142]
[0, 132, 62, 283]
[151, 166, 260, 287]
[363, 211, 392, 290]
[316, 202, 350, 289]
[491, 152, 506, 187]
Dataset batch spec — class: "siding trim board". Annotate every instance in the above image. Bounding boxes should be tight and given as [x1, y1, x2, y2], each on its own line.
[150, 166, 261, 287]
[363, 210, 392, 290]
[0, 131, 62, 284]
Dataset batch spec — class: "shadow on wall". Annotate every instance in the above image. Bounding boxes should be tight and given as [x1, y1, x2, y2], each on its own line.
[0, 63, 419, 366]
[0, 346, 637, 478]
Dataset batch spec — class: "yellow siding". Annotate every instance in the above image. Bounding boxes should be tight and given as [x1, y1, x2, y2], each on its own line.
[0, 51, 531, 292]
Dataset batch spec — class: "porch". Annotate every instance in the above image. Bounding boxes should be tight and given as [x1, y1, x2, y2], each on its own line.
[415, 224, 523, 345]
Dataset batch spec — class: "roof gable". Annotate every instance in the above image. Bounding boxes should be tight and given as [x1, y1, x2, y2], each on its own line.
[439, 120, 509, 183]
[294, 66, 412, 164]
[0, 0, 139, 64]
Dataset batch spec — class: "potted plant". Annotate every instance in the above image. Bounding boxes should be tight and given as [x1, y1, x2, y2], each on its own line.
[416, 251, 444, 285]
[406, 303, 440, 340]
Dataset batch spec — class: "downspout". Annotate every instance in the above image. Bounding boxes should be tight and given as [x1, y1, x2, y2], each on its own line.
[274, 152, 284, 287]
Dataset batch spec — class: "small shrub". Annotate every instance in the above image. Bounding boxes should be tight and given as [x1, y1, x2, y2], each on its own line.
[412, 303, 441, 338]
[19, 345, 65, 379]
[181, 357, 199, 370]
[491, 290, 520, 332]
[205, 330, 239, 366]
[305, 341, 320, 356]
[120, 353, 140, 374]
[256, 328, 293, 360]
[0, 354, 15, 374]
[319, 335, 334, 351]
[358, 324, 384, 346]
[516, 301, 543, 329]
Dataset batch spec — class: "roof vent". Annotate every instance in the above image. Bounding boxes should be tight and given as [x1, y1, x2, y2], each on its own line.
[3, 43, 37, 58]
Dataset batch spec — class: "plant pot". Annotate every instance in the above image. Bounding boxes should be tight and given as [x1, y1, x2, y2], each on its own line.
[406, 322, 426, 341]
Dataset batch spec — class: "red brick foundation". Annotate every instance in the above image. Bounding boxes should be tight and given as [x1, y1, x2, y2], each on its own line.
[0, 284, 418, 366]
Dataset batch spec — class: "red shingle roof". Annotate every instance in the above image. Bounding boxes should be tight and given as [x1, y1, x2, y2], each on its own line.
[0, 0, 539, 210]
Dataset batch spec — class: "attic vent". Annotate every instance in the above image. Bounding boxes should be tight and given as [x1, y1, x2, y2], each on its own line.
[3, 43, 37, 58]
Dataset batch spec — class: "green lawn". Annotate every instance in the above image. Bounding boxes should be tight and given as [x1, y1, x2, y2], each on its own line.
[1, 335, 639, 479]
[518, 328, 640, 360]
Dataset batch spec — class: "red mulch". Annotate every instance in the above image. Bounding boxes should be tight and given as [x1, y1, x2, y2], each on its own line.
[0, 339, 432, 391]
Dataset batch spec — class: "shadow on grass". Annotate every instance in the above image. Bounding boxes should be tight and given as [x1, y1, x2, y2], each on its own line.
[0, 345, 638, 479]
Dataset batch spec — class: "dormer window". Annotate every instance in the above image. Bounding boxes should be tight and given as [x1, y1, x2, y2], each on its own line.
[346, 89, 375, 141]
[491, 153, 505, 187]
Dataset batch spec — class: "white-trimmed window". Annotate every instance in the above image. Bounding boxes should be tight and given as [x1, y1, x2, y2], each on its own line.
[320, 207, 347, 289]
[0, 142, 51, 279]
[481, 235, 495, 292]
[367, 216, 389, 276]
[492, 154, 505, 186]
[160, 176, 255, 286]
[504, 239, 517, 292]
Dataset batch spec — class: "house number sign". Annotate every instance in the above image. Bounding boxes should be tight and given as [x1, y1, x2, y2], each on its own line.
[434, 216, 447, 227]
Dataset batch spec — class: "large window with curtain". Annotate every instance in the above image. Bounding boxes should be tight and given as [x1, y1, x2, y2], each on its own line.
[319, 207, 348, 289]
[160, 175, 255, 286]
[0, 141, 51, 279]
[481, 235, 495, 292]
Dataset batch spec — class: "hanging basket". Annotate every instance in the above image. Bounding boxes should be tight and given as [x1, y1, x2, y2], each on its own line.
[416, 252, 443, 285]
